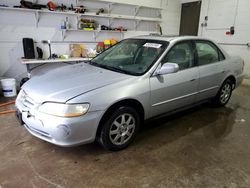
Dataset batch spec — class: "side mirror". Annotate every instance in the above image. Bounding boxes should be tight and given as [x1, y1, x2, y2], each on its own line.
[154, 63, 179, 75]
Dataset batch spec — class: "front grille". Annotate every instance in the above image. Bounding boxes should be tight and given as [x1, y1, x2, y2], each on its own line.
[23, 95, 35, 109]
[19, 90, 36, 110]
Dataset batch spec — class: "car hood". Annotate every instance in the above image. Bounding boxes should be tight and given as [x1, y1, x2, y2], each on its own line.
[22, 63, 133, 103]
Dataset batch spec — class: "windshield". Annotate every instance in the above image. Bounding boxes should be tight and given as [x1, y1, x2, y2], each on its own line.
[90, 39, 169, 75]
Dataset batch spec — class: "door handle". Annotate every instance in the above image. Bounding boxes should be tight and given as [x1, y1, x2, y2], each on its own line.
[189, 78, 196, 82]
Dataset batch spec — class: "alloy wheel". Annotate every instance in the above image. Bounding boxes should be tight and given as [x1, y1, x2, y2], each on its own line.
[109, 113, 136, 145]
[220, 83, 232, 104]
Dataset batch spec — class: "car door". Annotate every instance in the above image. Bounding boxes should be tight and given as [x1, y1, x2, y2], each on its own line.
[150, 41, 199, 117]
[195, 40, 226, 101]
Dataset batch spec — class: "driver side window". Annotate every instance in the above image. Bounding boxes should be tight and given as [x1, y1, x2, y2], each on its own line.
[162, 42, 194, 70]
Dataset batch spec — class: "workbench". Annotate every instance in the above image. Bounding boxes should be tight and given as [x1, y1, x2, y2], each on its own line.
[20, 57, 91, 78]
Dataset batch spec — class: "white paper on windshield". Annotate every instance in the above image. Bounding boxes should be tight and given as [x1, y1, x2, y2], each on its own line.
[143, 43, 162, 48]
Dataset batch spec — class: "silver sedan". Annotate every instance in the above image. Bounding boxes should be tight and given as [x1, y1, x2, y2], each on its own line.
[16, 35, 244, 150]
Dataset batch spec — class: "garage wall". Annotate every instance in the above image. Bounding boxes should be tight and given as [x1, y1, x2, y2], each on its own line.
[197, 0, 250, 76]
[0, 0, 181, 82]
[161, 0, 182, 35]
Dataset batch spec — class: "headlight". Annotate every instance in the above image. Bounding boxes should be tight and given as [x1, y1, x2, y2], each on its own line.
[38, 103, 90, 117]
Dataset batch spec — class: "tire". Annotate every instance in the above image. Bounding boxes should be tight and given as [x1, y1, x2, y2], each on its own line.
[213, 79, 233, 106]
[98, 106, 140, 151]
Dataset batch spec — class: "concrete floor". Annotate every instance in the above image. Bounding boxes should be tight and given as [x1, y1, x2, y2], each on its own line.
[0, 86, 250, 188]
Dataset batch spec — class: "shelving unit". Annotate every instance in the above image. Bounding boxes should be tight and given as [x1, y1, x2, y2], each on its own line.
[0, 2, 162, 41]
[0, 6, 162, 27]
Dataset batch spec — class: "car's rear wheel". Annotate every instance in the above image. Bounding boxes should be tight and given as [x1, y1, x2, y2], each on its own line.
[98, 106, 140, 151]
[213, 79, 233, 106]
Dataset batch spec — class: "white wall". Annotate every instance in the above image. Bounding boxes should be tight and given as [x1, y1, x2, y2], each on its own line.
[0, 0, 181, 82]
[197, 0, 250, 76]
[161, 0, 182, 35]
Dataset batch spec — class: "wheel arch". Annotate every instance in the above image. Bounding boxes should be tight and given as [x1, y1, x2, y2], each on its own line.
[96, 98, 145, 138]
[224, 75, 236, 89]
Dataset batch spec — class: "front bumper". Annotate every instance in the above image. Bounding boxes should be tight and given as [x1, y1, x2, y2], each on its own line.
[16, 100, 104, 147]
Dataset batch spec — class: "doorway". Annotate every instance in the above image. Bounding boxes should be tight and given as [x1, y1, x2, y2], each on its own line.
[179, 1, 201, 36]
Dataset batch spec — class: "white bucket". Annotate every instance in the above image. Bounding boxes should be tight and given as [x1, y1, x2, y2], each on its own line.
[1, 78, 17, 97]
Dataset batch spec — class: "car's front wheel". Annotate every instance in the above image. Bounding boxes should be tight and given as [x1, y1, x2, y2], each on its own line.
[98, 106, 140, 151]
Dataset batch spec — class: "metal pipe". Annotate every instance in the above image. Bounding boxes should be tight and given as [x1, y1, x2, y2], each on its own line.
[218, 43, 250, 47]
[0, 100, 15, 108]
[206, 28, 229, 31]
[0, 110, 16, 115]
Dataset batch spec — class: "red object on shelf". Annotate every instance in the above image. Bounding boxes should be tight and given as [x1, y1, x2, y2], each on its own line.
[96, 42, 105, 53]
[47, 1, 57, 11]
[226, 31, 231, 35]
[98, 42, 105, 47]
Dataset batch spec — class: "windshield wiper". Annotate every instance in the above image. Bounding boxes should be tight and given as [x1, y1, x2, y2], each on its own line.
[89, 61, 133, 75]
[84, 60, 92, 64]
[105, 66, 131, 74]
[98, 64, 126, 74]
[89, 61, 102, 67]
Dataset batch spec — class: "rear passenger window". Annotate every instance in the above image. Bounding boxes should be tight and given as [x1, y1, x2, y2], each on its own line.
[218, 50, 225, 61]
[196, 42, 220, 65]
[162, 42, 194, 70]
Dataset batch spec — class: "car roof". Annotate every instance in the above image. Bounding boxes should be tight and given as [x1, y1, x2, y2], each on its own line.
[130, 34, 229, 58]
[131, 34, 212, 43]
